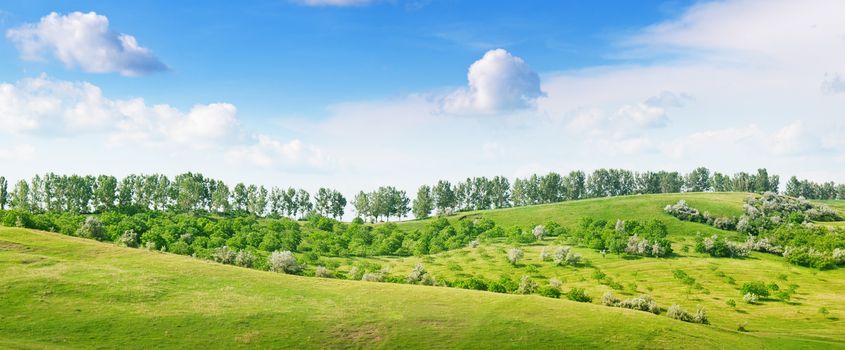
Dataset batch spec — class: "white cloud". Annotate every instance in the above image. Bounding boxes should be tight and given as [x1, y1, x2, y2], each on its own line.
[6, 12, 166, 76]
[0, 75, 238, 149]
[225, 135, 334, 171]
[0, 144, 35, 161]
[441, 48, 544, 114]
[771, 120, 826, 156]
[293, 0, 373, 6]
[822, 73, 845, 94]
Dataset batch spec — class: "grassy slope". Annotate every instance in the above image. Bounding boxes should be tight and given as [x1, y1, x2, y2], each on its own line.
[1, 192, 844, 349]
[390, 192, 749, 237]
[0, 228, 773, 350]
[337, 192, 845, 347]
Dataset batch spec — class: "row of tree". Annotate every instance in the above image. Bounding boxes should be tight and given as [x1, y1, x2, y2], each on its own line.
[408, 167, 783, 219]
[0, 167, 838, 221]
[785, 176, 845, 200]
[0, 173, 346, 219]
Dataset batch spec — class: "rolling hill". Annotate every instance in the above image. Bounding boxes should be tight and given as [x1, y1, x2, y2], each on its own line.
[1, 192, 844, 349]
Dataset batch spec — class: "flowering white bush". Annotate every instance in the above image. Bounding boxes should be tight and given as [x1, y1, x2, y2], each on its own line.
[743, 292, 759, 304]
[407, 263, 435, 285]
[618, 294, 660, 314]
[118, 229, 139, 248]
[213, 246, 236, 264]
[533, 225, 546, 240]
[507, 247, 524, 265]
[234, 250, 255, 268]
[667, 304, 693, 322]
[468, 239, 480, 248]
[268, 250, 300, 274]
[516, 275, 537, 294]
[602, 291, 620, 306]
[539, 247, 550, 261]
[548, 278, 563, 290]
[315, 266, 331, 278]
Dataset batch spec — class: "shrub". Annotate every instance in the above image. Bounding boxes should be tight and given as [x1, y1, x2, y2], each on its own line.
[667, 304, 693, 322]
[740, 281, 770, 298]
[539, 247, 550, 261]
[601, 291, 620, 306]
[455, 277, 488, 291]
[118, 229, 139, 248]
[468, 239, 480, 248]
[516, 275, 538, 294]
[407, 263, 435, 285]
[268, 250, 301, 274]
[533, 225, 546, 240]
[234, 250, 255, 268]
[507, 247, 524, 265]
[212, 246, 236, 264]
[548, 278, 563, 290]
[726, 299, 736, 308]
[315, 266, 332, 278]
[76, 216, 108, 241]
[693, 307, 709, 324]
[618, 294, 660, 314]
[743, 292, 759, 304]
[361, 272, 384, 282]
[552, 246, 581, 266]
[566, 288, 591, 303]
[539, 286, 561, 298]
[348, 266, 361, 280]
[667, 304, 708, 324]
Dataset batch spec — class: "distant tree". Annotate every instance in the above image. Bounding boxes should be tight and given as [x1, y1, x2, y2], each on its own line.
[564, 170, 587, 200]
[314, 188, 332, 216]
[685, 167, 711, 192]
[93, 175, 118, 212]
[353, 191, 370, 220]
[295, 189, 312, 218]
[232, 183, 248, 213]
[540, 172, 565, 203]
[711, 172, 733, 192]
[11, 179, 31, 211]
[328, 190, 346, 219]
[211, 180, 231, 213]
[412, 185, 434, 219]
[432, 180, 456, 214]
[490, 176, 511, 208]
[0, 176, 8, 210]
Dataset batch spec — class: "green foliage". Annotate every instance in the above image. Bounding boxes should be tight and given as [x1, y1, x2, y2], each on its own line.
[740, 281, 770, 298]
[565, 287, 592, 303]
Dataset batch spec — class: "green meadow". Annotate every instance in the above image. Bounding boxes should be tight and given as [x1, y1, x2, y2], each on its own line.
[1, 192, 844, 349]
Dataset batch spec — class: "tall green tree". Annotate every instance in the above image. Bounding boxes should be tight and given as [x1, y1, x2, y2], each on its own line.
[0, 176, 7, 210]
[412, 185, 434, 219]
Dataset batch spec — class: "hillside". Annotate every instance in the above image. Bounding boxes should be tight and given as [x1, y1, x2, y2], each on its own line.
[1, 193, 844, 349]
[0, 227, 774, 349]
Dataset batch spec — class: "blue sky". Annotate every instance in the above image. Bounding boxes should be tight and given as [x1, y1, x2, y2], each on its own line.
[1, 0, 844, 199]
[0, 1, 691, 117]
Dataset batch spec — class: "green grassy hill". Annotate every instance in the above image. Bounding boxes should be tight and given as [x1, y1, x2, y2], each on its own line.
[1, 192, 844, 349]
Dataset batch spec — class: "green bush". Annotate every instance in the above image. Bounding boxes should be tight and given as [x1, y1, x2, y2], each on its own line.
[740, 281, 770, 298]
[565, 288, 592, 303]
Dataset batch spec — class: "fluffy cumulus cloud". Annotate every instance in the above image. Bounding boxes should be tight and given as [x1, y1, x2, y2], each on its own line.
[225, 135, 334, 171]
[442, 48, 544, 114]
[0, 75, 237, 148]
[6, 12, 166, 76]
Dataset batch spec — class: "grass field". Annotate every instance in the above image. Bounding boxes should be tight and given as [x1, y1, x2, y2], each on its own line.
[1, 192, 844, 349]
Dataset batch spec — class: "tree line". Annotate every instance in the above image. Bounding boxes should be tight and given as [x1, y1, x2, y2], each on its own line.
[409, 167, 784, 219]
[0, 173, 346, 219]
[0, 167, 839, 221]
